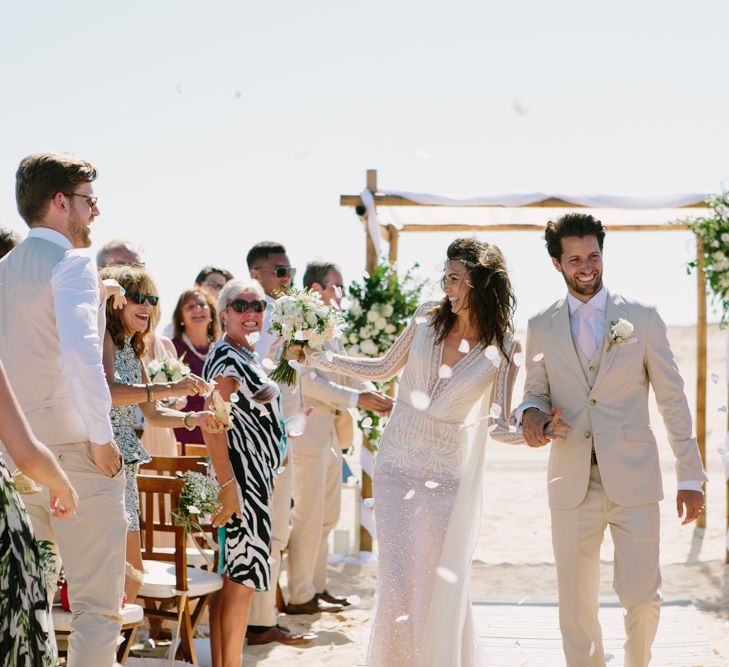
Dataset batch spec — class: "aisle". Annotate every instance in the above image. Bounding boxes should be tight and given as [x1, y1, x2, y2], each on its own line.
[475, 598, 721, 666]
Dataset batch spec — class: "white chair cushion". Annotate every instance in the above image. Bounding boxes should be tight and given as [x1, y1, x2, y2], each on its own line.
[139, 559, 223, 599]
[153, 546, 215, 568]
[52, 602, 144, 632]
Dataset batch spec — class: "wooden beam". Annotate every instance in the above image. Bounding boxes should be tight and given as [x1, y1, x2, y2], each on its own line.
[397, 223, 691, 233]
[388, 225, 399, 267]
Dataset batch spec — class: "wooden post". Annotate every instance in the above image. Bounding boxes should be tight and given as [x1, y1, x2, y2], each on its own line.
[696, 237, 707, 529]
[388, 225, 399, 267]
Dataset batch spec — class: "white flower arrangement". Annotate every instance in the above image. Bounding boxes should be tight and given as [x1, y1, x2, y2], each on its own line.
[608, 318, 634, 350]
[146, 354, 191, 383]
[268, 288, 343, 384]
[36, 539, 59, 594]
[172, 470, 221, 566]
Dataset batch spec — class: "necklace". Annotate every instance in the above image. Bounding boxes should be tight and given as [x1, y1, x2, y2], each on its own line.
[224, 334, 258, 362]
[181, 333, 211, 362]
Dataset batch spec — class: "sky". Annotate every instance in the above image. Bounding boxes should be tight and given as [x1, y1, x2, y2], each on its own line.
[1, 1, 728, 329]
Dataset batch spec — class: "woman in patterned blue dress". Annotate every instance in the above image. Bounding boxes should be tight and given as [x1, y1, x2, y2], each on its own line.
[0, 361, 78, 667]
[202, 278, 287, 667]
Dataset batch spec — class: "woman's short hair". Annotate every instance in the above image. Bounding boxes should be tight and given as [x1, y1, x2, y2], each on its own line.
[194, 265, 234, 286]
[172, 288, 220, 340]
[100, 264, 158, 358]
[217, 279, 266, 330]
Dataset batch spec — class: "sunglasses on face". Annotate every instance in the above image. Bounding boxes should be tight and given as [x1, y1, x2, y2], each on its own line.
[126, 292, 159, 306]
[256, 266, 297, 279]
[228, 299, 266, 313]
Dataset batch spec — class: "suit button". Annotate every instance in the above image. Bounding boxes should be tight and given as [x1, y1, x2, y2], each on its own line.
[589, 399, 596, 406]
[589, 366, 595, 372]
[584, 431, 592, 439]
[58, 454, 64, 461]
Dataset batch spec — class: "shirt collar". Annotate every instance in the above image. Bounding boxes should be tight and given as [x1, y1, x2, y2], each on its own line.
[27, 226, 72, 250]
[567, 286, 608, 315]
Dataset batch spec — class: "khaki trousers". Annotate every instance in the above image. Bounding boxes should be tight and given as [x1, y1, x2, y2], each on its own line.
[551, 465, 661, 667]
[287, 440, 342, 604]
[248, 459, 293, 627]
[2, 442, 127, 667]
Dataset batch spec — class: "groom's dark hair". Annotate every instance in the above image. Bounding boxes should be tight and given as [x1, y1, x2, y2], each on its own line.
[544, 213, 605, 260]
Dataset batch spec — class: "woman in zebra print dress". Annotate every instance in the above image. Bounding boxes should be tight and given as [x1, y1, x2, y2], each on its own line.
[203, 278, 287, 667]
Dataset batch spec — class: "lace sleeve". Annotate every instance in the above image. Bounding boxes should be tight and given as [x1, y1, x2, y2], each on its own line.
[488, 338, 526, 445]
[307, 302, 432, 383]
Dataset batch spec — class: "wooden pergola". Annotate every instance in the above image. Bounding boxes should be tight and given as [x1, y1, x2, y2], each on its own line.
[341, 169, 720, 555]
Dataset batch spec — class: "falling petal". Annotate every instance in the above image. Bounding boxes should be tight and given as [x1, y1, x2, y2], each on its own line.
[346, 594, 361, 606]
[334, 285, 343, 299]
[410, 390, 431, 410]
[414, 316, 427, 325]
[245, 331, 260, 344]
[330, 447, 339, 458]
[458, 339, 470, 353]
[258, 408, 270, 417]
[362, 416, 373, 428]
[424, 480, 440, 489]
[491, 356, 502, 368]
[484, 345, 499, 360]
[589, 642, 596, 657]
[395, 614, 409, 624]
[517, 596, 528, 605]
[229, 393, 239, 403]
[513, 352, 525, 367]
[276, 467, 286, 475]
[712, 373, 720, 384]
[148, 638, 156, 648]
[403, 489, 415, 500]
[268, 556, 275, 564]
[329, 298, 341, 310]
[436, 567, 458, 584]
[288, 359, 301, 371]
[325, 350, 334, 362]
[262, 358, 276, 370]
[487, 423, 498, 433]
[287, 413, 308, 437]
[346, 475, 358, 487]
[532, 353, 544, 362]
[438, 364, 453, 378]
[508, 425, 517, 433]
[363, 498, 375, 509]
[234, 89, 243, 99]
[489, 403, 502, 419]
[548, 476, 563, 485]
[309, 371, 317, 379]
[363, 270, 370, 279]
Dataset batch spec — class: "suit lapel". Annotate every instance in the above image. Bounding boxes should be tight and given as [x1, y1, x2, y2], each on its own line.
[592, 291, 627, 389]
[551, 299, 590, 391]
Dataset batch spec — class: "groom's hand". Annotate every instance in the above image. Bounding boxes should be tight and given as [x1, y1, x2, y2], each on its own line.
[676, 490, 704, 525]
[522, 408, 553, 447]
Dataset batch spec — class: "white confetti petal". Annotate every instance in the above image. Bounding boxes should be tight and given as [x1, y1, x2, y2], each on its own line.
[458, 339, 470, 353]
[548, 476, 563, 485]
[330, 447, 339, 458]
[148, 638, 156, 648]
[309, 371, 317, 379]
[245, 331, 260, 344]
[589, 642, 596, 657]
[484, 345, 499, 360]
[487, 423, 498, 432]
[286, 413, 307, 437]
[346, 475, 357, 487]
[712, 373, 720, 384]
[508, 425, 517, 433]
[334, 285, 343, 299]
[395, 614, 409, 624]
[414, 316, 427, 325]
[403, 489, 415, 500]
[229, 393, 239, 403]
[362, 416, 373, 428]
[489, 403, 502, 419]
[532, 353, 544, 362]
[436, 566, 458, 584]
[410, 390, 431, 411]
[517, 596, 528, 605]
[363, 498, 375, 509]
[438, 364, 453, 378]
[261, 357, 276, 370]
[325, 350, 334, 362]
[512, 352, 525, 367]
[276, 467, 286, 475]
[288, 359, 301, 371]
[268, 556, 275, 564]
[346, 594, 361, 606]
[424, 480, 440, 489]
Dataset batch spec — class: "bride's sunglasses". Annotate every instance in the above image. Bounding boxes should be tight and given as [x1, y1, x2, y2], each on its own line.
[228, 299, 266, 313]
[127, 292, 159, 306]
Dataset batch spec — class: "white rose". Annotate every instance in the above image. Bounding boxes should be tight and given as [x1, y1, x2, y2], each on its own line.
[349, 333, 359, 344]
[308, 333, 326, 348]
[360, 339, 379, 356]
[714, 251, 726, 262]
[384, 323, 396, 334]
[382, 304, 394, 317]
[375, 317, 387, 330]
[721, 233, 729, 244]
[306, 311, 319, 326]
[366, 309, 379, 323]
[350, 301, 363, 317]
[612, 318, 634, 340]
[359, 327, 371, 339]
[349, 344, 360, 355]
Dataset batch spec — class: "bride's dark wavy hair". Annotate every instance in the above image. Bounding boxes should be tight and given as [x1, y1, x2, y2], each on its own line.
[430, 238, 516, 356]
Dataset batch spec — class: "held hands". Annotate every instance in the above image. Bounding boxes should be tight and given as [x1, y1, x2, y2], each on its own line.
[358, 391, 394, 416]
[212, 481, 242, 528]
[49, 478, 79, 518]
[286, 342, 308, 365]
[523, 408, 572, 448]
[676, 489, 704, 525]
[189, 411, 225, 434]
[91, 439, 123, 477]
[172, 374, 214, 399]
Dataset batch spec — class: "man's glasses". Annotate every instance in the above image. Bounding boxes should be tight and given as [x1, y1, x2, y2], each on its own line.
[228, 299, 266, 313]
[127, 292, 159, 306]
[61, 192, 98, 208]
[255, 266, 297, 279]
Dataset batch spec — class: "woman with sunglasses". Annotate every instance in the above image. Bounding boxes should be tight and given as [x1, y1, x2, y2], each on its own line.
[170, 288, 220, 451]
[100, 265, 221, 604]
[201, 278, 288, 667]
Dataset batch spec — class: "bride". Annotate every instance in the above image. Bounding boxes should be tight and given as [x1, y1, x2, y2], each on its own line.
[306, 238, 567, 666]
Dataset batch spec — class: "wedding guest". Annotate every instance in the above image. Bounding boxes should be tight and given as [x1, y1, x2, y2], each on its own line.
[96, 238, 141, 267]
[286, 261, 393, 614]
[245, 241, 313, 645]
[195, 265, 234, 299]
[0, 152, 126, 667]
[101, 264, 220, 602]
[171, 288, 220, 451]
[0, 360, 79, 667]
[202, 278, 289, 666]
[0, 226, 20, 258]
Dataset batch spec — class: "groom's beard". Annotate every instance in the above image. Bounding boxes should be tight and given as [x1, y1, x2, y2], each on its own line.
[562, 270, 603, 298]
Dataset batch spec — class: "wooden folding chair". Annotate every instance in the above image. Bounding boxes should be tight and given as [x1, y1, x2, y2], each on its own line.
[137, 474, 223, 664]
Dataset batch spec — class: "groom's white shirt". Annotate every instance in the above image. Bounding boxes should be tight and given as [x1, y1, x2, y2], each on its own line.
[27, 227, 113, 444]
[516, 285, 702, 494]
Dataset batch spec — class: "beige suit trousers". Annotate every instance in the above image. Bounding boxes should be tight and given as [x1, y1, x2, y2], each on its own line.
[287, 440, 342, 604]
[551, 465, 661, 667]
[3, 442, 127, 667]
[248, 459, 293, 627]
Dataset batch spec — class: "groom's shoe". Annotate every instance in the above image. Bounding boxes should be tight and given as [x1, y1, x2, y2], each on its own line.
[318, 590, 351, 607]
[285, 596, 344, 614]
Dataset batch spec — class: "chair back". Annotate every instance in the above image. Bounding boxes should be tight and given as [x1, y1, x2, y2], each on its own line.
[141, 455, 208, 475]
[177, 442, 209, 457]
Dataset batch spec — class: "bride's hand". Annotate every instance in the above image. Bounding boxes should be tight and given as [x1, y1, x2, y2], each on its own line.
[544, 408, 571, 440]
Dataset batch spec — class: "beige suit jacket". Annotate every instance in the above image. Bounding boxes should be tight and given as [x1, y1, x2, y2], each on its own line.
[299, 338, 372, 453]
[519, 291, 707, 509]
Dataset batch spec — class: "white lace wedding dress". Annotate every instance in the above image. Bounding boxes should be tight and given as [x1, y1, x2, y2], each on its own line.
[308, 302, 522, 667]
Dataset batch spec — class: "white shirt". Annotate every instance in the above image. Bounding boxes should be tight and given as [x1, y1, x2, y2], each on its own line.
[29, 228, 114, 445]
[254, 294, 277, 360]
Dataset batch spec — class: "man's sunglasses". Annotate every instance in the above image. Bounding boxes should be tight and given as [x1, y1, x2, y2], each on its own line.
[228, 299, 266, 313]
[256, 266, 297, 279]
[126, 292, 159, 306]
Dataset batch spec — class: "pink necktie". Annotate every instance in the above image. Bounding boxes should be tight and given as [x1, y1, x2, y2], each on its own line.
[575, 303, 597, 360]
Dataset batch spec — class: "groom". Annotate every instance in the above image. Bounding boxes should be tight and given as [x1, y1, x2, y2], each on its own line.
[517, 213, 706, 667]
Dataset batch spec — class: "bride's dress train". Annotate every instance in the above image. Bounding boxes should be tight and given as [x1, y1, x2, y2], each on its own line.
[310, 302, 521, 666]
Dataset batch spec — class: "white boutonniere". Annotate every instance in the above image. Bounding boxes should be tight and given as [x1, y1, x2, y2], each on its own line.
[608, 318, 634, 351]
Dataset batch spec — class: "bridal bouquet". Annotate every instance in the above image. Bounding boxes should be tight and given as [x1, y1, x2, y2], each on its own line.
[146, 354, 191, 383]
[268, 288, 342, 385]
